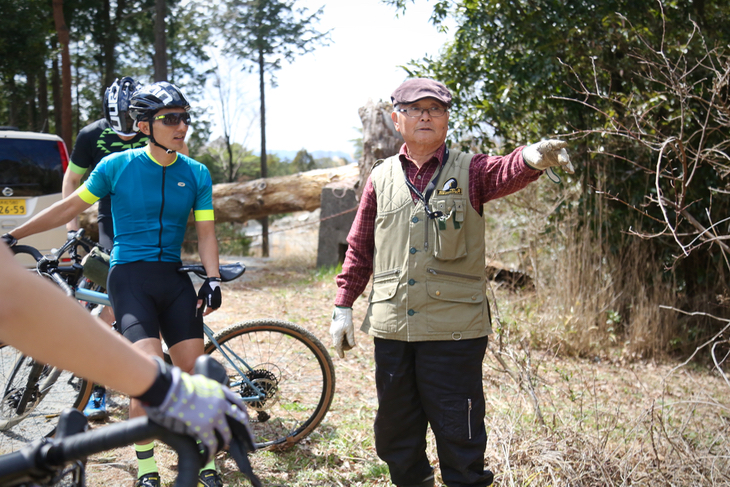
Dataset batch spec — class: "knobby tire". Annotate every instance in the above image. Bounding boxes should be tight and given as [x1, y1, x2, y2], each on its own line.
[204, 319, 335, 450]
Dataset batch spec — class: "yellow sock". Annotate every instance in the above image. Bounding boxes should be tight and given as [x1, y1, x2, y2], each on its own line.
[135, 442, 157, 477]
[200, 458, 216, 472]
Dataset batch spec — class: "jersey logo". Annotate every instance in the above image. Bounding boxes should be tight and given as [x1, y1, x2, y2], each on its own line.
[437, 177, 462, 195]
[178, 182, 186, 187]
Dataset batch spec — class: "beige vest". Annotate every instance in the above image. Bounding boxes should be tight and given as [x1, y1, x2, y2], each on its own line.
[361, 149, 492, 342]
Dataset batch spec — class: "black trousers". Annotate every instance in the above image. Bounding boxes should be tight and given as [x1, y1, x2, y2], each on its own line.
[373, 336, 493, 487]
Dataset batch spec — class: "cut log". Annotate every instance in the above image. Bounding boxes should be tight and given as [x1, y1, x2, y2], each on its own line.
[78, 163, 360, 239]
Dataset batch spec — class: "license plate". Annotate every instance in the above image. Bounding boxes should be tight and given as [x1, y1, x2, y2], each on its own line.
[0, 199, 26, 215]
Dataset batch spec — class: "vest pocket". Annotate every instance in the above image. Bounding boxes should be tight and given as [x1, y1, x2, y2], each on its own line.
[425, 271, 485, 333]
[432, 197, 467, 261]
[366, 271, 400, 333]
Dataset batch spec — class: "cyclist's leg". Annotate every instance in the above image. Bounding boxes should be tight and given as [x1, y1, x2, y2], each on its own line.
[108, 262, 170, 482]
[167, 339, 204, 373]
[84, 212, 115, 420]
[159, 270, 219, 483]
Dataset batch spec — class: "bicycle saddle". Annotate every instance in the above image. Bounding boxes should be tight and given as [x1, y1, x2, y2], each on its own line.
[177, 262, 246, 282]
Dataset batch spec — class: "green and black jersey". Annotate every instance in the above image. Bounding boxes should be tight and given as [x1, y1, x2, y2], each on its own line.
[68, 119, 148, 220]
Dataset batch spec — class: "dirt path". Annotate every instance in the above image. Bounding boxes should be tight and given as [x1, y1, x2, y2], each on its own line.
[58, 259, 730, 485]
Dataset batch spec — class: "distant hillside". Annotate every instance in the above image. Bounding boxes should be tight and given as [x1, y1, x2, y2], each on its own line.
[266, 150, 354, 163]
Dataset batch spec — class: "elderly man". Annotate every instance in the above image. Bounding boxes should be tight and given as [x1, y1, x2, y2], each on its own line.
[330, 78, 572, 487]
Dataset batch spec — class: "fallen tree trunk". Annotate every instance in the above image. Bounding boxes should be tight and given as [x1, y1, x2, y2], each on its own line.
[78, 163, 359, 240]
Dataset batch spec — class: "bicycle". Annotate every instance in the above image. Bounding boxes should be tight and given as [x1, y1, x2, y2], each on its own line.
[0, 355, 261, 487]
[6, 231, 336, 453]
[0, 233, 104, 454]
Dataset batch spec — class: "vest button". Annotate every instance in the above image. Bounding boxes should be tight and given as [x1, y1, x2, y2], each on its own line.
[409, 247, 417, 254]
[471, 295, 477, 300]
[411, 216, 419, 223]
[408, 279, 415, 285]
[407, 309, 415, 316]
[435, 290, 441, 296]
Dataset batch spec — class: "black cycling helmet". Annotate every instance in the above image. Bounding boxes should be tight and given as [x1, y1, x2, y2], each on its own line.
[129, 81, 191, 122]
[129, 81, 191, 154]
[103, 77, 142, 136]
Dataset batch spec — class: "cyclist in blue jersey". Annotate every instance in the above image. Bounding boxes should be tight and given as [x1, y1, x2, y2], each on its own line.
[63, 76, 149, 421]
[3, 82, 225, 487]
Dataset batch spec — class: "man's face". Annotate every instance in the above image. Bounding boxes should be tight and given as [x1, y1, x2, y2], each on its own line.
[139, 107, 189, 151]
[391, 97, 449, 149]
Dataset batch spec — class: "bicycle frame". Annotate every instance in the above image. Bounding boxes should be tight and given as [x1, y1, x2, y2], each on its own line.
[78, 284, 267, 403]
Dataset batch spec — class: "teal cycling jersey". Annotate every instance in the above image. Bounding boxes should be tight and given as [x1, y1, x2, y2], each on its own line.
[77, 147, 214, 266]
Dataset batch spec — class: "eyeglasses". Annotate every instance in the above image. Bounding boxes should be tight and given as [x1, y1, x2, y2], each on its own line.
[153, 112, 191, 126]
[396, 106, 448, 118]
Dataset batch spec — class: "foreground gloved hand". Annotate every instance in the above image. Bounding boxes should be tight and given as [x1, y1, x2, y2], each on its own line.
[197, 276, 222, 316]
[522, 139, 574, 183]
[330, 306, 355, 358]
[141, 359, 252, 464]
[1, 233, 17, 247]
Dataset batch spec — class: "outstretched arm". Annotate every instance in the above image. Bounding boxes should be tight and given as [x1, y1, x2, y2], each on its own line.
[7, 192, 92, 241]
[0, 242, 156, 396]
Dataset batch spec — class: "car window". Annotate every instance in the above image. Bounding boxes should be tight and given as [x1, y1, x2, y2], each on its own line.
[0, 138, 64, 197]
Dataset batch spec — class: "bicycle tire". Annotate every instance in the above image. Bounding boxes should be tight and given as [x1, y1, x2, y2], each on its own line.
[205, 319, 336, 449]
[0, 344, 92, 455]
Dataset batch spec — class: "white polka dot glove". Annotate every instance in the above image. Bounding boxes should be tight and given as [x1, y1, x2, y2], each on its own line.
[143, 364, 252, 463]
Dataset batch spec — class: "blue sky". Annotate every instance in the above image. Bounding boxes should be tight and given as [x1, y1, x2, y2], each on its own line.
[203, 0, 450, 160]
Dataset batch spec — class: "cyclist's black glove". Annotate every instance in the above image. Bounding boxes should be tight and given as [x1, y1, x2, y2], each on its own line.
[197, 277, 222, 315]
[1, 233, 17, 247]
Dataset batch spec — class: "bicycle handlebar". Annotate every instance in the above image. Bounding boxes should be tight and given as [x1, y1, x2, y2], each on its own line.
[177, 263, 246, 282]
[0, 416, 200, 487]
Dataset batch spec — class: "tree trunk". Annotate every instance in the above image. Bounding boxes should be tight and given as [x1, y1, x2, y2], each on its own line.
[258, 48, 269, 257]
[154, 0, 168, 82]
[78, 165, 360, 238]
[39, 68, 48, 132]
[51, 0, 72, 149]
[101, 0, 116, 90]
[27, 71, 37, 131]
[357, 99, 403, 198]
[51, 38, 62, 136]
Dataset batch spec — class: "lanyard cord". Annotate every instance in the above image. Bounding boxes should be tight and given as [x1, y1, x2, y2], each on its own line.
[403, 148, 450, 220]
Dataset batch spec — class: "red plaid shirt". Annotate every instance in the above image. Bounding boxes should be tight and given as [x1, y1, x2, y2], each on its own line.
[334, 143, 542, 307]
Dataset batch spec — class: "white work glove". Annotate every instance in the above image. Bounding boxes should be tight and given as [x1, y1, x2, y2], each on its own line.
[330, 307, 355, 358]
[522, 139, 575, 183]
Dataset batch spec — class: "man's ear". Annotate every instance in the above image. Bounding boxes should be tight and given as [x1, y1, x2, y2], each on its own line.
[139, 121, 150, 136]
[391, 110, 400, 131]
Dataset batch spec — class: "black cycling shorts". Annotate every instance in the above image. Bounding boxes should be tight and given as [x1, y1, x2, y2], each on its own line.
[107, 261, 203, 346]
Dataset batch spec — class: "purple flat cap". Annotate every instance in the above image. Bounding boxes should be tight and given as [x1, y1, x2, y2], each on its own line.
[391, 78, 452, 107]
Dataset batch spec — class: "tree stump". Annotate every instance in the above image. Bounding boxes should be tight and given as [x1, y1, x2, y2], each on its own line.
[356, 99, 403, 199]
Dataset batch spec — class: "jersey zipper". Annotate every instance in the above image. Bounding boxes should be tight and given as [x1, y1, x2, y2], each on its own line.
[426, 268, 481, 281]
[158, 166, 166, 260]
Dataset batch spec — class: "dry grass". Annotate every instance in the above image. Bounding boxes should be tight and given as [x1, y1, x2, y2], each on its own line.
[78, 209, 730, 486]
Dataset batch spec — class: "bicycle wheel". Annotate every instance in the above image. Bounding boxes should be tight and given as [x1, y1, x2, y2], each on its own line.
[205, 319, 336, 449]
[0, 344, 92, 454]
